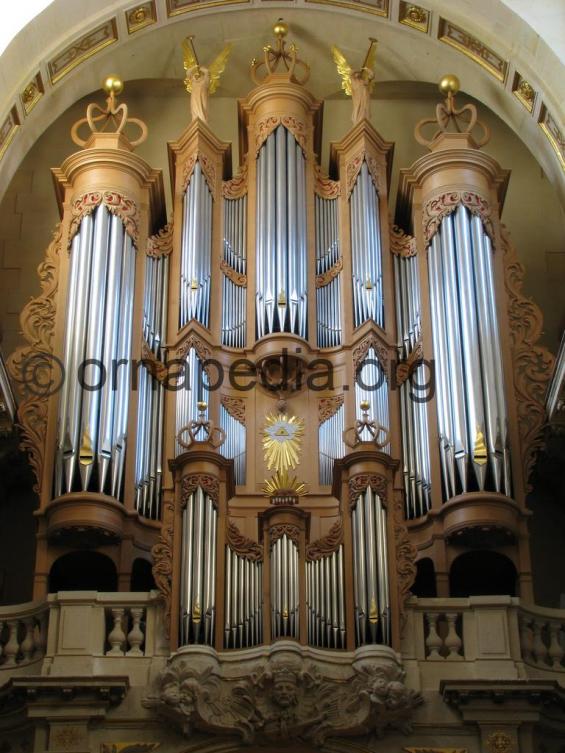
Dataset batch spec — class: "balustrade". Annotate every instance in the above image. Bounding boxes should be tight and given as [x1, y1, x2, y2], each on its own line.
[0, 603, 47, 669]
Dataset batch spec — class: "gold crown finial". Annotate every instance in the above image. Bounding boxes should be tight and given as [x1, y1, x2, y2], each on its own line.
[70, 76, 147, 149]
[273, 18, 288, 38]
[414, 74, 490, 150]
[250, 20, 310, 86]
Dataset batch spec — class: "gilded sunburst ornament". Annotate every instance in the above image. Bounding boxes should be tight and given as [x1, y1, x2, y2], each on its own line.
[262, 413, 304, 472]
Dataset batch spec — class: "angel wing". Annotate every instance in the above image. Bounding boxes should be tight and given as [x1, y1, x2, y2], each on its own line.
[364, 42, 378, 75]
[182, 37, 198, 72]
[208, 44, 232, 94]
[331, 45, 353, 96]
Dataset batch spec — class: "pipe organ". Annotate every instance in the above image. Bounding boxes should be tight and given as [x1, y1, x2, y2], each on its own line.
[20, 27, 541, 654]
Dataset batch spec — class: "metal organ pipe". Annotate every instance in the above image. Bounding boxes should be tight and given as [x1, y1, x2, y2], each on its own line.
[306, 546, 346, 649]
[350, 162, 384, 329]
[180, 161, 212, 329]
[318, 403, 346, 485]
[219, 405, 246, 485]
[428, 205, 511, 500]
[315, 195, 342, 347]
[351, 488, 390, 646]
[270, 533, 299, 640]
[355, 348, 390, 452]
[255, 126, 307, 339]
[175, 348, 209, 456]
[222, 195, 247, 348]
[55, 207, 136, 500]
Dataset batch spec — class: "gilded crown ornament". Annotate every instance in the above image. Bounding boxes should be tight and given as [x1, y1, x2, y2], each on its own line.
[263, 469, 308, 505]
[70, 76, 148, 148]
[331, 38, 378, 125]
[177, 401, 226, 449]
[182, 35, 232, 124]
[343, 400, 390, 449]
[250, 19, 310, 86]
[414, 74, 490, 149]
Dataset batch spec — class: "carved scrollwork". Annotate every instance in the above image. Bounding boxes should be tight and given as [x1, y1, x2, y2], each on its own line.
[269, 524, 300, 547]
[182, 153, 217, 198]
[141, 341, 168, 382]
[346, 152, 383, 197]
[315, 257, 343, 288]
[69, 191, 140, 247]
[501, 224, 555, 489]
[422, 190, 494, 244]
[318, 394, 344, 425]
[220, 259, 247, 286]
[306, 519, 343, 560]
[352, 332, 390, 377]
[221, 394, 245, 425]
[393, 495, 417, 630]
[314, 164, 340, 198]
[223, 162, 248, 198]
[7, 224, 62, 494]
[348, 473, 388, 509]
[226, 520, 263, 561]
[151, 499, 174, 636]
[147, 221, 173, 258]
[181, 474, 220, 507]
[395, 340, 424, 386]
[391, 225, 418, 257]
[144, 652, 423, 745]
[255, 115, 308, 155]
[176, 332, 213, 363]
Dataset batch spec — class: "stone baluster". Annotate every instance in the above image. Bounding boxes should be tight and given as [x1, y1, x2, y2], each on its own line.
[106, 608, 126, 656]
[127, 608, 145, 656]
[547, 620, 564, 669]
[532, 618, 548, 666]
[444, 612, 463, 660]
[4, 620, 20, 666]
[21, 618, 36, 661]
[34, 612, 47, 658]
[425, 612, 443, 659]
[519, 614, 533, 664]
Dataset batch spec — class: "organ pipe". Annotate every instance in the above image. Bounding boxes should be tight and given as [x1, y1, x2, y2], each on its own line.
[224, 548, 263, 648]
[256, 126, 307, 339]
[222, 195, 247, 348]
[175, 347, 209, 456]
[319, 403, 346, 485]
[306, 546, 346, 649]
[315, 195, 342, 347]
[270, 533, 300, 640]
[219, 404, 246, 485]
[428, 205, 511, 499]
[355, 347, 390, 452]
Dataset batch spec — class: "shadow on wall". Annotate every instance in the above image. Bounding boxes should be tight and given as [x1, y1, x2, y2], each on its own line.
[449, 551, 517, 598]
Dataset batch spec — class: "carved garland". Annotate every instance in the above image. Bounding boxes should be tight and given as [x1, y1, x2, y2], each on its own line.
[223, 162, 248, 198]
[182, 153, 217, 198]
[346, 151, 383, 197]
[151, 498, 174, 637]
[226, 520, 263, 561]
[348, 473, 388, 509]
[501, 224, 555, 488]
[68, 191, 140, 247]
[315, 257, 343, 288]
[269, 524, 300, 547]
[422, 190, 494, 244]
[147, 221, 174, 258]
[306, 519, 343, 560]
[352, 332, 390, 378]
[391, 225, 418, 257]
[221, 394, 246, 426]
[181, 474, 220, 507]
[318, 394, 344, 425]
[255, 115, 308, 155]
[6, 224, 62, 494]
[314, 164, 340, 198]
[220, 258, 247, 287]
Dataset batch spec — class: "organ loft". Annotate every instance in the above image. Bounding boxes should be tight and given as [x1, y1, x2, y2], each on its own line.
[0, 16, 563, 753]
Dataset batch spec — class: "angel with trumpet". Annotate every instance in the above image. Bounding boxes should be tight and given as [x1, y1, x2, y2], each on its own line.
[331, 38, 378, 125]
[182, 36, 232, 123]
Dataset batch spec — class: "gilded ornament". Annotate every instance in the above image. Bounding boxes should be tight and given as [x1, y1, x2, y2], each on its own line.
[262, 413, 304, 473]
[250, 20, 310, 86]
[182, 35, 232, 123]
[263, 470, 308, 500]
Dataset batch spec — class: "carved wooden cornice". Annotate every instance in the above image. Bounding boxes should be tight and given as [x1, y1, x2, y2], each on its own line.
[181, 153, 217, 198]
[318, 394, 344, 425]
[181, 474, 220, 507]
[269, 523, 300, 547]
[255, 115, 307, 156]
[315, 257, 343, 288]
[68, 191, 140, 247]
[147, 221, 173, 258]
[151, 498, 174, 637]
[314, 164, 340, 199]
[352, 332, 390, 377]
[346, 151, 383, 197]
[220, 259, 247, 287]
[422, 190, 494, 244]
[306, 519, 343, 561]
[221, 394, 246, 426]
[6, 224, 62, 494]
[501, 224, 555, 489]
[391, 225, 418, 257]
[226, 520, 263, 561]
[223, 163, 248, 198]
[348, 473, 388, 509]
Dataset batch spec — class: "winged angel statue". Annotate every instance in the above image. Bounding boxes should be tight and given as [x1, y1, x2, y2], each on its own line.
[182, 36, 232, 123]
[331, 39, 378, 125]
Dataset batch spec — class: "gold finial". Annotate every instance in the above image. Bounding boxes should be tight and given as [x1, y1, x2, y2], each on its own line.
[250, 20, 310, 86]
[438, 73, 460, 96]
[360, 400, 370, 412]
[197, 401, 208, 413]
[414, 74, 490, 150]
[70, 77, 147, 149]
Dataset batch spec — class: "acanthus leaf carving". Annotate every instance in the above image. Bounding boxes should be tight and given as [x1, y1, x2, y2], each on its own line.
[422, 190, 494, 245]
[318, 394, 344, 425]
[176, 332, 212, 364]
[393, 495, 418, 631]
[306, 518, 343, 560]
[348, 473, 388, 509]
[269, 524, 300, 547]
[223, 161, 248, 198]
[346, 152, 383, 197]
[220, 258, 247, 287]
[501, 224, 555, 489]
[395, 340, 424, 386]
[151, 499, 174, 637]
[147, 221, 174, 258]
[255, 115, 308, 156]
[141, 341, 168, 383]
[6, 223, 62, 494]
[182, 153, 217, 198]
[391, 225, 418, 257]
[69, 191, 140, 247]
[315, 256, 343, 288]
[181, 474, 219, 507]
[314, 164, 340, 198]
[352, 332, 390, 378]
[220, 394, 246, 425]
[226, 520, 263, 561]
